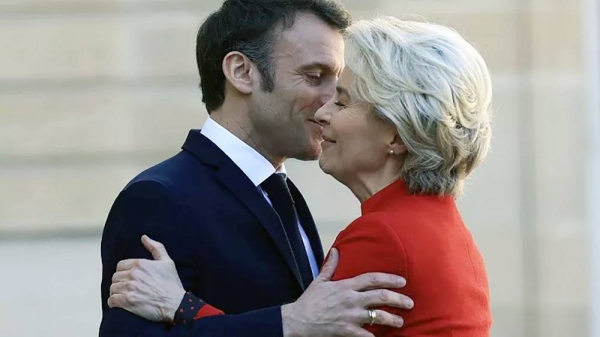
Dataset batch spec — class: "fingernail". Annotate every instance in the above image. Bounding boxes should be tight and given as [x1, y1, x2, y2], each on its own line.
[397, 277, 407, 287]
[406, 299, 414, 309]
[396, 317, 404, 327]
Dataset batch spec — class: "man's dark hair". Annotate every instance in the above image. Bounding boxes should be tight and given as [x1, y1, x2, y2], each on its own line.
[196, 0, 351, 113]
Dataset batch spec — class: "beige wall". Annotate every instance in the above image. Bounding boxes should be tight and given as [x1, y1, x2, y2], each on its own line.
[0, 0, 594, 336]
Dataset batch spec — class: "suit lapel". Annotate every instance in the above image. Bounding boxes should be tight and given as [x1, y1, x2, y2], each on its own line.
[181, 130, 304, 289]
[287, 179, 325, 269]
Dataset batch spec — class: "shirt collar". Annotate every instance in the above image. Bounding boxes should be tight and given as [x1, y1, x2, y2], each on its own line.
[200, 117, 286, 186]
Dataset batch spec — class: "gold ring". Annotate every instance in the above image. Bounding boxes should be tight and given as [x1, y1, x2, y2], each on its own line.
[368, 309, 377, 325]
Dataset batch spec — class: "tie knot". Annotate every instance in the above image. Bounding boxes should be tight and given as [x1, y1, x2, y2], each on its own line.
[263, 173, 286, 185]
[261, 173, 292, 201]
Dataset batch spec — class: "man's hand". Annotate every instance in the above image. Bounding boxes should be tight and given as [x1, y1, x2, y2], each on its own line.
[107, 235, 185, 323]
[282, 248, 413, 337]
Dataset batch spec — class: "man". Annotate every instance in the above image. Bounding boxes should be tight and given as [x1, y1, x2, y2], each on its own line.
[100, 1, 413, 336]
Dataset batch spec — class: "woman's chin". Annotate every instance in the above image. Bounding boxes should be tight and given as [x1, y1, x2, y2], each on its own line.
[318, 157, 332, 175]
[319, 157, 341, 181]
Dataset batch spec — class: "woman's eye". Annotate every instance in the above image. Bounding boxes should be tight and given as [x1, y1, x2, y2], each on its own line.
[334, 101, 346, 108]
[306, 74, 322, 83]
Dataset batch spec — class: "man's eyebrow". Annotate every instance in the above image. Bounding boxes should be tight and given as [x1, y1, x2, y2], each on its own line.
[299, 62, 336, 73]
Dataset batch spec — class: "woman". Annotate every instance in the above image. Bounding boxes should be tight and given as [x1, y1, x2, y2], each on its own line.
[110, 16, 493, 336]
[318, 17, 493, 336]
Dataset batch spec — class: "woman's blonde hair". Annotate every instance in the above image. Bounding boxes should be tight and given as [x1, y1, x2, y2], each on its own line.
[345, 16, 493, 198]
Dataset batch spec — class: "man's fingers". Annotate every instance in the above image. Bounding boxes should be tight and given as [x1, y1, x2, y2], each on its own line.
[342, 272, 406, 291]
[361, 289, 414, 310]
[345, 327, 375, 337]
[361, 309, 404, 328]
[315, 248, 339, 282]
[141, 235, 171, 261]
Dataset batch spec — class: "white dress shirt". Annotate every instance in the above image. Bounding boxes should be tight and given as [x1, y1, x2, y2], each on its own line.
[200, 117, 319, 278]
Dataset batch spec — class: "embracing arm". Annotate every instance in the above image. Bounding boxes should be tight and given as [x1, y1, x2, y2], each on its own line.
[102, 181, 413, 337]
[99, 180, 283, 337]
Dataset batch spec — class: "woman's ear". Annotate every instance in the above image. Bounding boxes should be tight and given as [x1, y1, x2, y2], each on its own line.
[389, 134, 407, 155]
[222, 51, 254, 95]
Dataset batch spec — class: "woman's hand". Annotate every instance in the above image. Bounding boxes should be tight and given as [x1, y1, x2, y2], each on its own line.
[108, 235, 186, 323]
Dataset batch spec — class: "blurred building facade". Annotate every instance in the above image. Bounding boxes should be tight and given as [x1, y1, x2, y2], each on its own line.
[0, 0, 598, 336]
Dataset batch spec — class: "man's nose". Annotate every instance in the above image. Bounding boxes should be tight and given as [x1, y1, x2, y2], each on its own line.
[319, 81, 337, 107]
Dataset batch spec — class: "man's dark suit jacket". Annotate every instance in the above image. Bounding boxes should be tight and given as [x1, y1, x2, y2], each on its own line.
[99, 130, 324, 337]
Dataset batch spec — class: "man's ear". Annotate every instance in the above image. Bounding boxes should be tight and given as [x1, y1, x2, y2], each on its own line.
[222, 51, 254, 95]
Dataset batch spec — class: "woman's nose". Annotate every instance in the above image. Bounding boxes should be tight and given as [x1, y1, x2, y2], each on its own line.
[315, 103, 332, 125]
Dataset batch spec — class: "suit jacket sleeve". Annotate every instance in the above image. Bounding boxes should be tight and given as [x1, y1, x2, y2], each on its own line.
[99, 180, 283, 337]
[329, 213, 409, 337]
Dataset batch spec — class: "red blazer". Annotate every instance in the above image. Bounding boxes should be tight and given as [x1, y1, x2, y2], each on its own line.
[330, 180, 492, 336]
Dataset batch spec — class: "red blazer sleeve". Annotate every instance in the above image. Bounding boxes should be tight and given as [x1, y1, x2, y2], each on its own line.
[330, 213, 408, 337]
[171, 292, 224, 326]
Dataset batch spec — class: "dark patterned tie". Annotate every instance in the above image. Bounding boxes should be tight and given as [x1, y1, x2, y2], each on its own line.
[261, 173, 313, 287]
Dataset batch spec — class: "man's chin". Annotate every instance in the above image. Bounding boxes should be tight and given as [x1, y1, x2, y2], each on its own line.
[292, 144, 322, 162]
